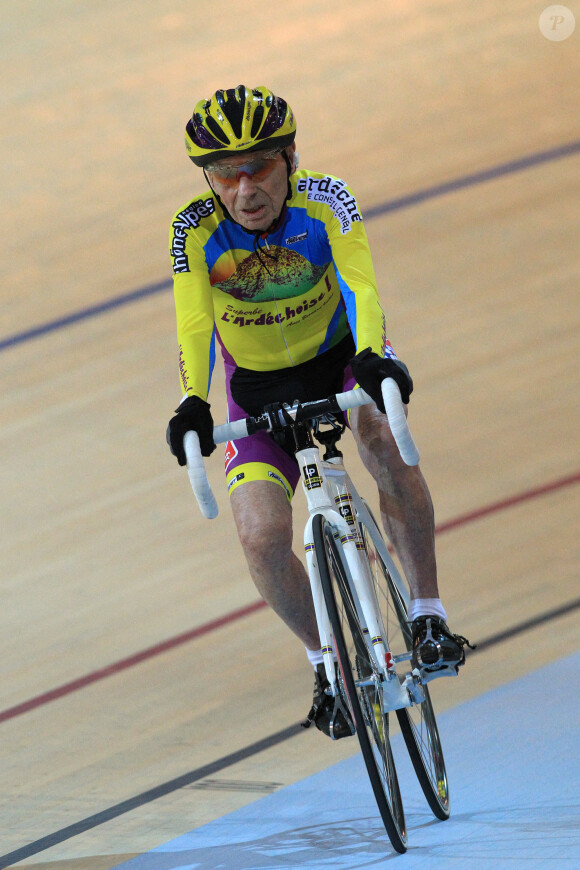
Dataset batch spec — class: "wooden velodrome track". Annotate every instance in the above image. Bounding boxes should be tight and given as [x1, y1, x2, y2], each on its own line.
[1, 1, 579, 867]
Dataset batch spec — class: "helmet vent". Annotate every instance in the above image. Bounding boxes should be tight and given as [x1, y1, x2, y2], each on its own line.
[256, 97, 286, 141]
[250, 105, 264, 138]
[205, 115, 230, 146]
[221, 88, 245, 139]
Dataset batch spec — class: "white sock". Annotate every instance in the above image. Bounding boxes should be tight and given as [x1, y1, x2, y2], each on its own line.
[408, 598, 447, 623]
[305, 646, 325, 667]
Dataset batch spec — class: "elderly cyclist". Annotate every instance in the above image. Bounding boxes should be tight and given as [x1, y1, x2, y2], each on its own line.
[166, 85, 470, 738]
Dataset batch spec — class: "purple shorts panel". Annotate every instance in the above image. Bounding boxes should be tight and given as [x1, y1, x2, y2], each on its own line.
[222, 359, 357, 498]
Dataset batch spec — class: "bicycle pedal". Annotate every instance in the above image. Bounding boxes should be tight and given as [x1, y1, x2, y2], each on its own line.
[329, 696, 355, 740]
[414, 664, 458, 684]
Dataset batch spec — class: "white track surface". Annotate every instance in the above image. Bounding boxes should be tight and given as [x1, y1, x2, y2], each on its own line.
[114, 651, 580, 869]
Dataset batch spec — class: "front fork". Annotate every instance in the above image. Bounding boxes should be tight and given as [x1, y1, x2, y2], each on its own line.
[300, 448, 412, 713]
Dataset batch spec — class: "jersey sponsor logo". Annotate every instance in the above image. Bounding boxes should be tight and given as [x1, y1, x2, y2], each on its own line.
[285, 231, 308, 245]
[227, 471, 245, 491]
[296, 176, 362, 234]
[224, 440, 239, 469]
[171, 198, 216, 273]
[303, 463, 322, 490]
[178, 345, 190, 392]
[220, 275, 334, 328]
[380, 313, 398, 360]
[267, 470, 292, 498]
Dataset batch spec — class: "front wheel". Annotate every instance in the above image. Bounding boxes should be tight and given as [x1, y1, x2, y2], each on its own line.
[313, 513, 407, 854]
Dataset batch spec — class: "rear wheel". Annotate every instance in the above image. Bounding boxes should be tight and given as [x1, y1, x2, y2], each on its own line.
[313, 513, 407, 854]
[357, 502, 450, 820]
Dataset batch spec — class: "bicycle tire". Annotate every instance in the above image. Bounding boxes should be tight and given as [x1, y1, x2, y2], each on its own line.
[313, 513, 407, 854]
[357, 502, 450, 820]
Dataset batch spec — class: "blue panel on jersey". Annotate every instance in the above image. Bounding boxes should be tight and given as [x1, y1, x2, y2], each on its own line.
[334, 264, 357, 339]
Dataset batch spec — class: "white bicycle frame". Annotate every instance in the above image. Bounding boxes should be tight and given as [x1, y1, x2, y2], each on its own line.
[184, 380, 424, 715]
[299, 445, 421, 713]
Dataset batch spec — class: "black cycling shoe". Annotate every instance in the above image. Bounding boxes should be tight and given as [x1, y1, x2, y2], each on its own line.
[411, 616, 474, 675]
[301, 663, 355, 740]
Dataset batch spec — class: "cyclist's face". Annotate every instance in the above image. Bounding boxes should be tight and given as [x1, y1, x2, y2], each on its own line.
[206, 145, 294, 231]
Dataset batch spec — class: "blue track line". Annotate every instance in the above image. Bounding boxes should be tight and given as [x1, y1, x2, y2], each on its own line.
[0, 278, 172, 353]
[2, 140, 579, 355]
[363, 139, 580, 218]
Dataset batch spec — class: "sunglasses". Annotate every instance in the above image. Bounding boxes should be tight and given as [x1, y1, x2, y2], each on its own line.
[206, 151, 283, 188]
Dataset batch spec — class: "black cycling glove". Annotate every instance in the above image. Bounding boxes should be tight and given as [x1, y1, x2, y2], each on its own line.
[350, 347, 413, 412]
[166, 395, 216, 465]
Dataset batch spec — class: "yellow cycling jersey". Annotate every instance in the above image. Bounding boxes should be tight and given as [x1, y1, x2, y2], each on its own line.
[169, 168, 392, 400]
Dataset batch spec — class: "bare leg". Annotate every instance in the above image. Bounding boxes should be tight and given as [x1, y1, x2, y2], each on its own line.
[351, 403, 439, 601]
[230, 480, 320, 650]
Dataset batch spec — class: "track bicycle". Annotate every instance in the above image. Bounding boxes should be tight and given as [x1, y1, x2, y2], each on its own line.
[183, 380, 451, 854]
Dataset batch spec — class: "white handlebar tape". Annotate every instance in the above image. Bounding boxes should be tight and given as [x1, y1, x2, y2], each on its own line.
[381, 379, 420, 466]
[213, 418, 249, 445]
[184, 430, 219, 519]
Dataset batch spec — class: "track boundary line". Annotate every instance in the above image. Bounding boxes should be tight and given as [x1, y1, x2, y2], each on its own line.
[363, 139, 580, 219]
[0, 601, 266, 724]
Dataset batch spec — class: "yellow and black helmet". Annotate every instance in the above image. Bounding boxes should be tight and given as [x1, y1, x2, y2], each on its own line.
[185, 85, 296, 167]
